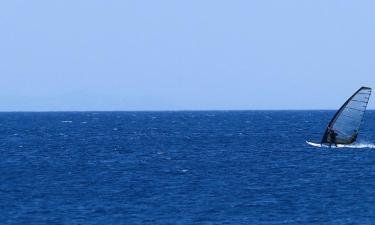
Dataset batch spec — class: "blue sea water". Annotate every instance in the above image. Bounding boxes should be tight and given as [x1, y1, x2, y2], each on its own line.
[1, 111, 375, 224]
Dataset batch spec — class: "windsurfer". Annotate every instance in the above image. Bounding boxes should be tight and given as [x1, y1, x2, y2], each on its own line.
[329, 129, 337, 147]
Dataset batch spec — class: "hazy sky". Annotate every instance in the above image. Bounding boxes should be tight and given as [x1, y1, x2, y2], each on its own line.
[0, 1, 374, 111]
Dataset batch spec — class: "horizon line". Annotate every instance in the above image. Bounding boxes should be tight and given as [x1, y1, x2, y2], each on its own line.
[0, 109, 374, 113]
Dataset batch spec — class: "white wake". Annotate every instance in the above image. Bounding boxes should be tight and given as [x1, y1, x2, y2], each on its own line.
[336, 143, 375, 149]
[306, 141, 375, 149]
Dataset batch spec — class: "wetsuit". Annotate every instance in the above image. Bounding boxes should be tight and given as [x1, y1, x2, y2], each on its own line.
[329, 130, 337, 147]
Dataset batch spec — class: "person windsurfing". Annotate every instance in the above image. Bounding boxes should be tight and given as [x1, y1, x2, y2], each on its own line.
[307, 87, 372, 148]
[329, 129, 337, 147]
[352, 130, 358, 143]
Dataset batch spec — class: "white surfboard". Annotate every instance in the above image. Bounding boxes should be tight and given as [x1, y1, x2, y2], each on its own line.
[306, 141, 348, 148]
[306, 141, 323, 148]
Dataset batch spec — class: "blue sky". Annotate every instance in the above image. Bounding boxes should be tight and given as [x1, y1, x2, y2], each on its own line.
[0, 1, 374, 111]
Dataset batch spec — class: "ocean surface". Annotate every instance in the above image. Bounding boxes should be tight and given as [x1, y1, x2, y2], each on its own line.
[1, 111, 375, 224]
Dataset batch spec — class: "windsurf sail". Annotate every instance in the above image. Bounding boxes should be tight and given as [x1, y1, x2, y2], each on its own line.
[321, 86, 372, 144]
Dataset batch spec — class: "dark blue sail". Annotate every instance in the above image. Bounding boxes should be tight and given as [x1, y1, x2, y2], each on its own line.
[321, 86, 372, 144]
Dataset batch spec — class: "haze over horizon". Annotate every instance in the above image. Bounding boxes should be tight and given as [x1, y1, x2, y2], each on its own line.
[1, 1, 374, 111]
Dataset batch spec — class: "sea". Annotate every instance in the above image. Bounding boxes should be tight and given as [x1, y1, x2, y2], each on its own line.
[1, 111, 375, 225]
